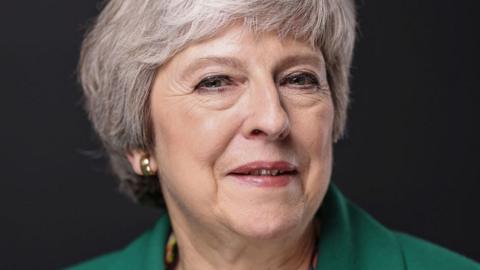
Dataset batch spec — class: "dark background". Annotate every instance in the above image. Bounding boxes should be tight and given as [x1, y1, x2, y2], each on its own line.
[1, 1, 479, 269]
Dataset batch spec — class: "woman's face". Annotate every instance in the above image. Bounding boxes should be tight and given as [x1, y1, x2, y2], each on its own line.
[145, 24, 334, 239]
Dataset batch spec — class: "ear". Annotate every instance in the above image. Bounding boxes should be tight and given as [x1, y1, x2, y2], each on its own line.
[127, 150, 158, 176]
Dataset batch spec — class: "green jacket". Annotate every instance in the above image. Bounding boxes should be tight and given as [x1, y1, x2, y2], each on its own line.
[67, 185, 479, 270]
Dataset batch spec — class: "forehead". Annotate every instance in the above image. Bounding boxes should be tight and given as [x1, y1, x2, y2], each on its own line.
[170, 24, 322, 67]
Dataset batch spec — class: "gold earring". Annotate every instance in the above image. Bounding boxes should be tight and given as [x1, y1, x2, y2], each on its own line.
[140, 155, 156, 176]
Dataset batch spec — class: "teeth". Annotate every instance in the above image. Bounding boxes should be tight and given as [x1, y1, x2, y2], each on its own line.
[249, 169, 282, 176]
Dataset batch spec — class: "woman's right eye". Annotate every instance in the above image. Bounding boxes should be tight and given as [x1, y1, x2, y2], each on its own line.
[194, 75, 233, 93]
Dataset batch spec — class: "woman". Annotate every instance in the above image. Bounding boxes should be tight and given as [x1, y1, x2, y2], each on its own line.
[69, 0, 479, 269]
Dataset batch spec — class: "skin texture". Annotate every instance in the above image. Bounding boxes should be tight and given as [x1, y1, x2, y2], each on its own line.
[128, 24, 335, 270]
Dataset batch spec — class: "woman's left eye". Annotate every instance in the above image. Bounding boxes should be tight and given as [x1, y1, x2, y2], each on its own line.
[280, 72, 320, 89]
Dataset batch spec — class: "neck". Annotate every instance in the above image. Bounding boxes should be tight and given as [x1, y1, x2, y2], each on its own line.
[168, 210, 318, 270]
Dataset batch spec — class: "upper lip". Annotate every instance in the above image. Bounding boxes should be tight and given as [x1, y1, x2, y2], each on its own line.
[229, 161, 298, 175]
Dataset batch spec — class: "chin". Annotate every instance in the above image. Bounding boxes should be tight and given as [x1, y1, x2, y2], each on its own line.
[221, 201, 306, 240]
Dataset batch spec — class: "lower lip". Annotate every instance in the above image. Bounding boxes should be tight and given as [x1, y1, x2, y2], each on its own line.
[228, 174, 293, 188]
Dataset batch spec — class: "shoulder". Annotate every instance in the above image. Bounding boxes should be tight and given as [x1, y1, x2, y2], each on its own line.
[321, 185, 479, 270]
[65, 214, 170, 270]
[65, 230, 153, 270]
[393, 232, 480, 270]
[65, 251, 122, 270]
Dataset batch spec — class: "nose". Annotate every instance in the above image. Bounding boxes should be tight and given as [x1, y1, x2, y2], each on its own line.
[241, 79, 290, 141]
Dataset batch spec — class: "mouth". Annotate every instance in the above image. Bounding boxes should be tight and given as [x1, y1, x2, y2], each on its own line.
[228, 161, 298, 187]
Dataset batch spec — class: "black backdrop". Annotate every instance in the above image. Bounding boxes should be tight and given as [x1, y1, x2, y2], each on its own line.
[1, 1, 479, 269]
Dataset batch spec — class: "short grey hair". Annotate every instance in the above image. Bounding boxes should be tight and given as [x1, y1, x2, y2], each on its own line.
[79, 0, 357, 207]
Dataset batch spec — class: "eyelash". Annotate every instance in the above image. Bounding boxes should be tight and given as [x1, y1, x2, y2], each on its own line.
[194, 72, 321, 93]
[279, 72, 320, 90]
[194, 75, 233, 94]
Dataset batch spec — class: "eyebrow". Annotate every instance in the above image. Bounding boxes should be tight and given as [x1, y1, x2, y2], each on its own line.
[182, 53, 324, 78]
[273, 53, 325, 74]
[183, 56, 245, 76]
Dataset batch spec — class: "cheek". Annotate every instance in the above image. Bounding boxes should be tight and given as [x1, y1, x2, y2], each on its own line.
[161, 109, 240, 164]
[150, 98, 242, 204]
[290, 98, 334, 157]
[289, 99, 334, 202]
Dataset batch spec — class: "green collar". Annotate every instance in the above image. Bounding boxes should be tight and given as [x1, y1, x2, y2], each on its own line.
[315, 184, 405, 269]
